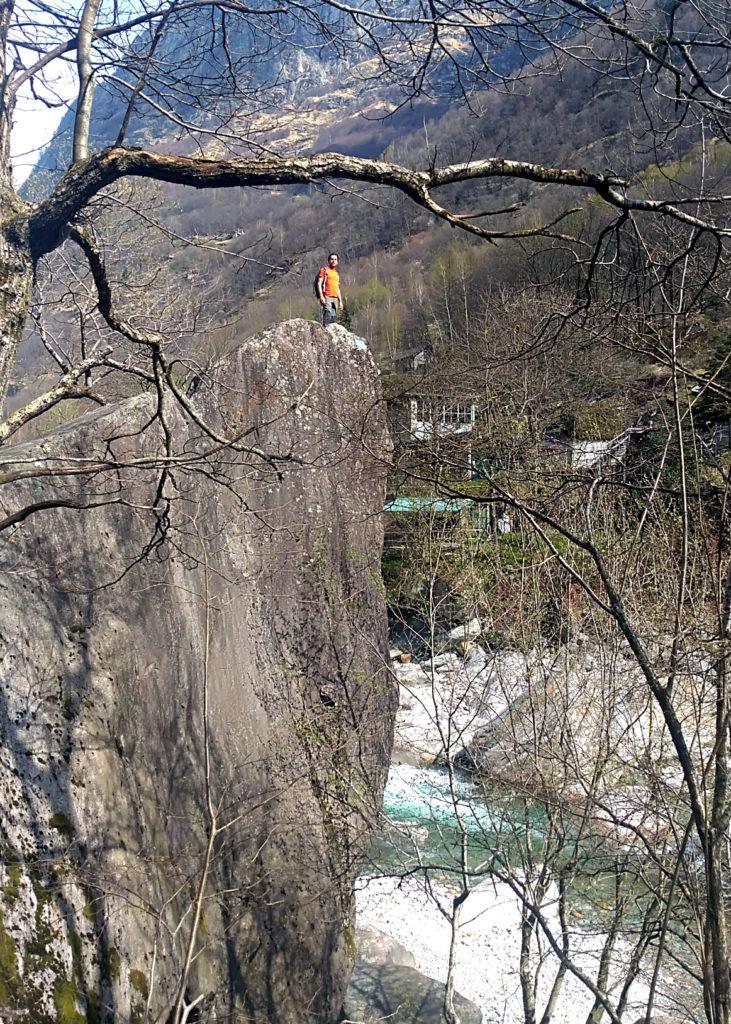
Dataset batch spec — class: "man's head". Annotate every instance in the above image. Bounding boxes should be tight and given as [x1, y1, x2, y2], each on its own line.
[328, 253, 339, 268]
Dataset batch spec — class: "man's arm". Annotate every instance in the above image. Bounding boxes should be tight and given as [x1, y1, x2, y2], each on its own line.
[336, 282, 344, 309]
[317, 269, 327, 305]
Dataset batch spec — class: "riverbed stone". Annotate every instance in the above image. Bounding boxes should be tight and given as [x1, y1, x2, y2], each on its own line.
[424, 652, 461, 673]
[447, 618, 482, 641]
[393, 661, 431, 685]
[452, 641, 708, 847]
[393, 684, 443, 766]
[464, 644, 488, 671]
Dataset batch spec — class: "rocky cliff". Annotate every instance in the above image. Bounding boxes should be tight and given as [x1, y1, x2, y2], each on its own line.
[0, 320, 394, 1023]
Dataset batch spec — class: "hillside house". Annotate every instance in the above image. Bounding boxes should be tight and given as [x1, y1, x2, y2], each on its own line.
[387, 392, 480, 483]
[568, 432, 631, 471]
[409, 398, 477, 441]
[383, 494, 494, 553]
[540, 427, 643, 474]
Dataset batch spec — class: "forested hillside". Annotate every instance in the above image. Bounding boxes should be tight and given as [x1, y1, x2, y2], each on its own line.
[15, 0, 728, 412]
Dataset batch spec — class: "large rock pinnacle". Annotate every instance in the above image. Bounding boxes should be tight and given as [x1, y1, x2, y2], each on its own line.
[0, 320, 395, 1023]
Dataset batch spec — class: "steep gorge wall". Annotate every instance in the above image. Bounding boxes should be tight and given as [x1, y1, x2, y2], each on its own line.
[0, 320, 394, 1023]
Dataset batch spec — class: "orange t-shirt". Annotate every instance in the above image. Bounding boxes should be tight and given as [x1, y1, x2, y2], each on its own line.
[319, 267, 340, 298]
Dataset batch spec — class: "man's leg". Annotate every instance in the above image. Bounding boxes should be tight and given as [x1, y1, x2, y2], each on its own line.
[323, 298, 338, 326]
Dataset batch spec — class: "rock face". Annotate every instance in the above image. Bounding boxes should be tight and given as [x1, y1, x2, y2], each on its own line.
[353, 925, 417, 970]
[345, 925, 482, 1024]
[344, 963, 483, 1024]
[0, 320, 395, 1022]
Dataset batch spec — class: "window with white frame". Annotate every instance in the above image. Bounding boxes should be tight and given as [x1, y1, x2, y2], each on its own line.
[410, 398, 476, 436]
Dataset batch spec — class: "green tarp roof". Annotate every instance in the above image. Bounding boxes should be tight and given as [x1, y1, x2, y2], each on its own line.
[384, 496, 473, 513]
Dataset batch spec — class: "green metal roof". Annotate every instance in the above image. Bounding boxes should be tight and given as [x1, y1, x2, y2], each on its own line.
[384, 496, 473, 513]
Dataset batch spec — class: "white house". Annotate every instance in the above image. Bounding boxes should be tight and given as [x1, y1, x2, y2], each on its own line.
[409, 399, 477, 441]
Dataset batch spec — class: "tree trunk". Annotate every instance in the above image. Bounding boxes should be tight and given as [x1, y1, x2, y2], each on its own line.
[0, 197, 33, 415]
[708, 836, 730, 1024]
[709, 686, 731, 1024]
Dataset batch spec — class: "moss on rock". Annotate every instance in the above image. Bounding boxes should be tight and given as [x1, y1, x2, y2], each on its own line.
[0, 909, 21, 1005]
[130, 968, 149, 1000]
[53, 979, 86, 1024]
[2, 861, 22, 905]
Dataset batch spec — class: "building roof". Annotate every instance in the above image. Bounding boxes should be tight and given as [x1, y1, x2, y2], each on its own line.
[384, 496, 473, 513]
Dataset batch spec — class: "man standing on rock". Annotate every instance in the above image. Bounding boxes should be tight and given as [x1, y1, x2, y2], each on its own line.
[317, 252, 344, 326]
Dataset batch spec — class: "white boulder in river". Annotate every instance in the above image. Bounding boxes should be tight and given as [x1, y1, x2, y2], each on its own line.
[391, 643, 495, 766]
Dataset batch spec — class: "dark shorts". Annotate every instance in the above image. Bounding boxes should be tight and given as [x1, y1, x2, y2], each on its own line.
[322, 298, 338, 326]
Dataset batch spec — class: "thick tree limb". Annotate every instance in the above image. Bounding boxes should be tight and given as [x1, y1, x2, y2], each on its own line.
[29, 145, 728, 260]
[68, 223, 164, 347]
[0, 496, 121, 532]
[0, 363, 107, 444]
